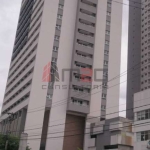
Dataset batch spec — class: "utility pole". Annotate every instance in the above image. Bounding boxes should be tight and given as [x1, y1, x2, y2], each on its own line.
[19, 133, 28, 150]
[5, 140, 8, 150]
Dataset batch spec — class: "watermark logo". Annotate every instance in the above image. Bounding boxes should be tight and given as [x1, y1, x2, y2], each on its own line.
[41, 62, 107, 90]
[42, 62, 59, 83]
[42, 62, 107, 83]
[81, 68, 92, 82]
[42, 62, 51, 82]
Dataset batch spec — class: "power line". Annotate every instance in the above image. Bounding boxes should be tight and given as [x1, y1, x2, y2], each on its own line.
[1, 0, 149, 136]
[19, 119, 134, 139]
[0, 59, 148, 133]
[22, 96, 150, 133]
[1, 0, 146, 117]
[26, 43, 149, 114]
[19, 119, 150, 141]
[16, 0, 147, 113]
[3, 94, 150, 135]
[27, 61, 144, 113]
[27, 63, 145, 115]
[0, 0, 146, 117]
[13, 0, 150, 141]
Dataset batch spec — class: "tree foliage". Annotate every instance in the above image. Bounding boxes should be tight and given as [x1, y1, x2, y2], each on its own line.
[0, 134, 31, 150]
[0, 134, 19, 150]
[26, 146, 31, 150]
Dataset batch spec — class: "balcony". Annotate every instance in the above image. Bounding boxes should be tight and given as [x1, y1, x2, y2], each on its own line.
[74, 50, 93, 65]
[81, 0, 97, 8]
[77, 29, 94, 43]
[76, 50, 92, 59]
[74, 61, 92, 70]
[79, 18, 95, 27]
[67, 97, 90, 114]
[80, 9, 96, 18]
[69, 87, 91, 101]
[79, 11, 96, 23]
[77, 39, 94, 49]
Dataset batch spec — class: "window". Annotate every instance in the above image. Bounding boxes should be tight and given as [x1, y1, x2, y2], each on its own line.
[107, 11, 111, 16]
[107, 2, 111, 7]
[71, 98, 89, 106]
[104, 60, 108, 66]
[105, 40, 109, 45]
[104, 50, 109, 55]
[81, 0, 96, 7]
[101, 105, 106, 111]
[49, 82, 54, 88]
[79, 19, 95, 27]
[80, 9, 96, 17]
[58, 4, 64, 9]
[137, 131, 150, 141]
[46, 94, 53, 100]
[52, 57, 57, 63]
[106, 21, 110, 25]
[102, 82, 107, 87]
[77, 39, 93, 48]
[103, 71, 108, 77]
[2, 93, 30, 115]
[73, 85, 90, 93]
[102, 93, 107, 99]
[5, 69, 33, 97]
[54, 35, 60, 41]
[106, 30, 110, 35]
[53, 46, 58, 52]
[56, 24, 61, 30]
[75, 61, 92, 69]
[136, 109, 150, 121]
[57, 14, 62, 20]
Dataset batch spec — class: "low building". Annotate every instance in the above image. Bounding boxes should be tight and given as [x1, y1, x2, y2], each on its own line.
[84, 117, 133, 150]
[133, 89, 150, 150]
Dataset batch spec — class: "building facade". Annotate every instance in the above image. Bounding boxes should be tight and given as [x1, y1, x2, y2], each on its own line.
[0, 0, 123, 150]
[127, 0, 150, 120]
[126, 0, 142, 120]
[85, 117, 133, 150]
[133, 89, 150, 150]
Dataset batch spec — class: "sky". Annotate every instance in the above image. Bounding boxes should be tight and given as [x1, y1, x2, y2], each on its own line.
[0, 0, 129, 117]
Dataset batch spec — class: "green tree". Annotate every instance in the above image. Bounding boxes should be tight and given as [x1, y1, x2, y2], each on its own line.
[0, 134, 31, 150]
[0, 134, 6, 149]
[26, 146, 31, 150]
[0, 134, 19, 150]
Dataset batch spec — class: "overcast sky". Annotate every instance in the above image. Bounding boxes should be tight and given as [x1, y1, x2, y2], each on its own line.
[0, 0, 129, 117]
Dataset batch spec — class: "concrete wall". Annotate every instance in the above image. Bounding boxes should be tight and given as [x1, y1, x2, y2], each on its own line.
[95, 117, 133, 150]
[45, 0, 78, 150]
[63, 114, 85, 150]
[24, 0, 58, 149]
[106, 0, 123, 119]
[126, 0, 141, 120]
[134, 89, 150, 150]
[88, 0, 107, 119]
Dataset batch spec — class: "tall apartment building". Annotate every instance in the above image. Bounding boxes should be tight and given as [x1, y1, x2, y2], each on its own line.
[127, 0, 142, 120]
[127, 0, 150, 148]
[0, 0, 123, 150]
[127, 0, 150, 119]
